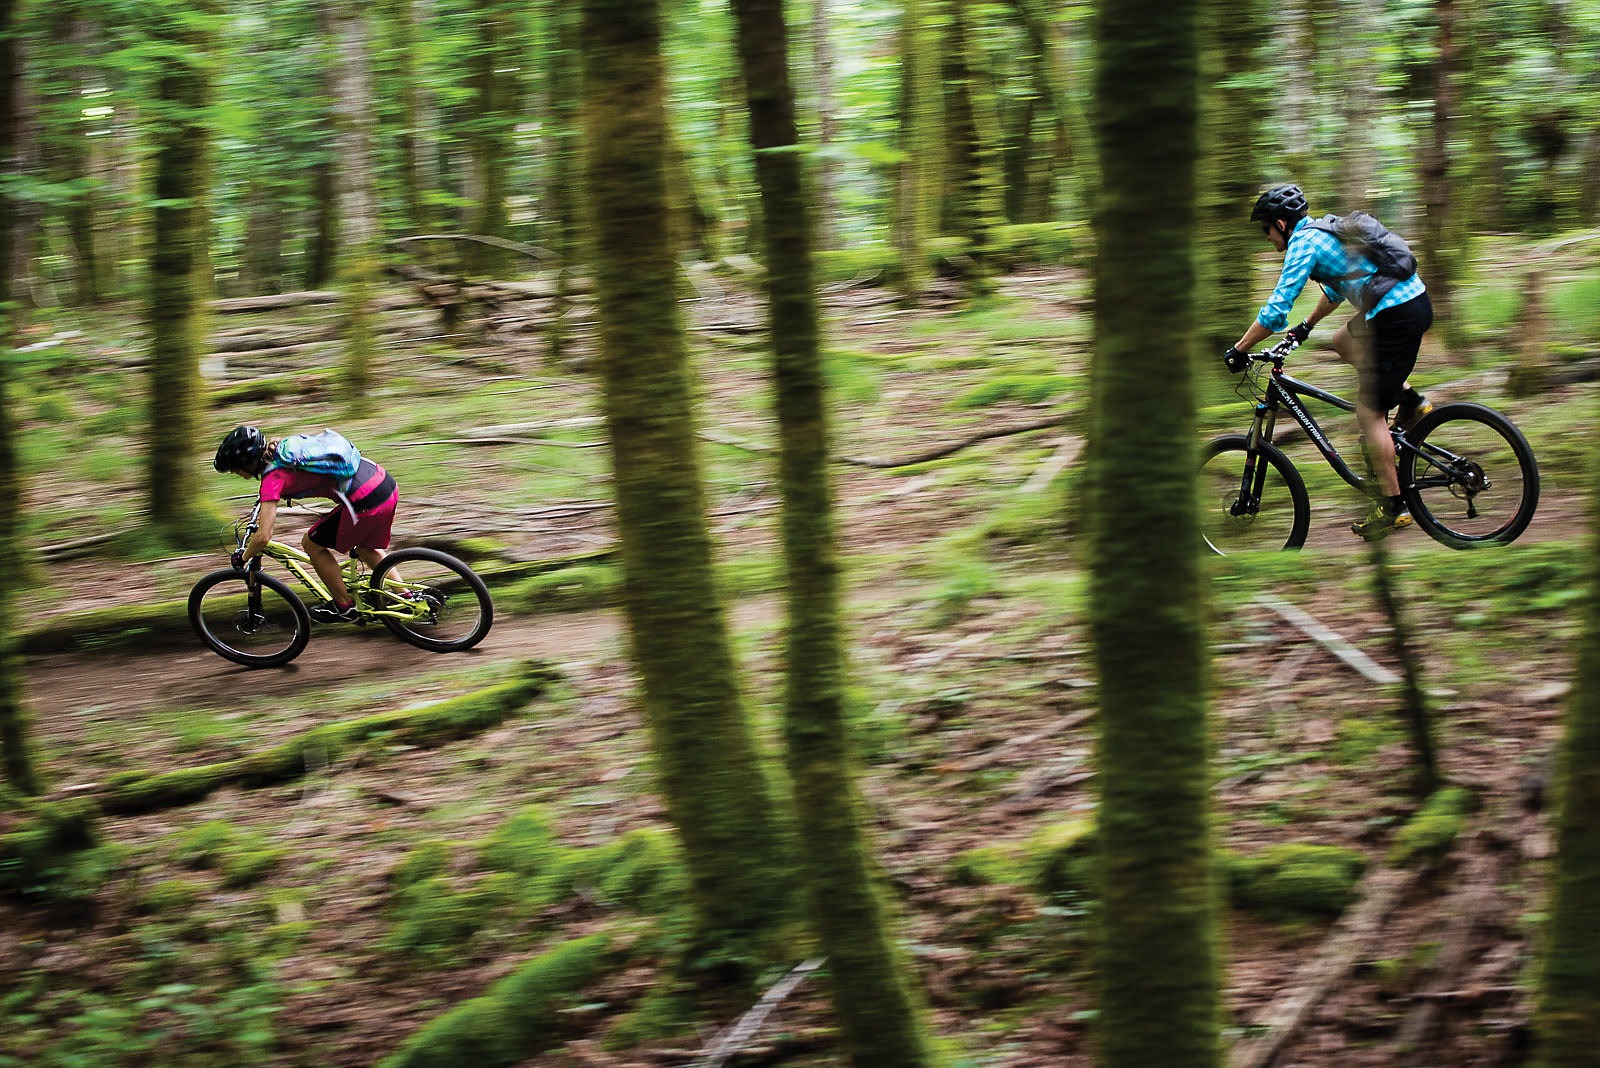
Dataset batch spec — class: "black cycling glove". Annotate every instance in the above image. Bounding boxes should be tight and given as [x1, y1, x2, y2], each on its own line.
[1285, 321, 1313, 346]
[1222, 346, 1248, 374]
[230, 550, 248, 571]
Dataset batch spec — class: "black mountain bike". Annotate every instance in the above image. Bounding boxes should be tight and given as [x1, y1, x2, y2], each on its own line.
[1200, 338, 1539, 554]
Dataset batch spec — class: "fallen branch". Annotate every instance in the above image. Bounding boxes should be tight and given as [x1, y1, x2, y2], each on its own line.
[1229, 864, 1419, 1068]
[692, 958, 824, 1068]
[1254, 595, 1400, 686]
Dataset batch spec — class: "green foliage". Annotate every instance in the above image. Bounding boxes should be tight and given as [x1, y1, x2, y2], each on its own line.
[477, 805, 557, 876]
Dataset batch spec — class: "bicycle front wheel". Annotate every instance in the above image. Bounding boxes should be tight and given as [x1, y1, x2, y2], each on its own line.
[1198, 435, 1311, 554]
[188, 569, 312, 668]
[368, 547, 494, 653]
[1402, 402, 1539, 548]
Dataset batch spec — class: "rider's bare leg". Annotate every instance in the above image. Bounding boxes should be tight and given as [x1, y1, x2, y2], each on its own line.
[1329, 318, 1404, 497]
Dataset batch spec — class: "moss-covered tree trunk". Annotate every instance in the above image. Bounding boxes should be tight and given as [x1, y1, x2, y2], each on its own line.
[1004, 0, 1071, 225]
[545, 0, 583, 365]
[892, 0, 940, 303]
[43, 0, 106, 305]
[1418, 0, 1461, 353]
[144, 0, 216, 543]
[580, 0, 792, 974]
[1197, 0, 1266, 395]
[464, 0, 517, 277]
[1534, 404, 1600, 1063]
[728, 0, 937, 1061]
[0, 0, 42, 798]
[1088, 0, 1220, 1063]
[326, 0, 381, 414]
[383, 0, 433, 234]
[940, 0, 1005, 296]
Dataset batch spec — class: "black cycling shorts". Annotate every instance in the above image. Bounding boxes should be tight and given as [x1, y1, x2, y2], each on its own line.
[1348, 291, 1433, 412]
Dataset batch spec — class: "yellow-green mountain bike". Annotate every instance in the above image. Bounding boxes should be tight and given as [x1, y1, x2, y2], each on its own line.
[188, 503, 494, 668]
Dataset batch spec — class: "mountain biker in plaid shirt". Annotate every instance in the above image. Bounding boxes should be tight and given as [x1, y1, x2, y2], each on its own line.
[1223, 184, 1434, 540]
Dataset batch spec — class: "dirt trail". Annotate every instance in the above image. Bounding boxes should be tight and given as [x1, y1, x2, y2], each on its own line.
[24, 594, 787, 725]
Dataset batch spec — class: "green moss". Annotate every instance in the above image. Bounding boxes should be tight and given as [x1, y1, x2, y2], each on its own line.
[377, 933, 612, 1068]
[384, 873, 512, 962]
[1226, 843, 1367, 919]
[1388, 786, 1475, 867]
[165, 819, 285, 888]
[950, 373, 1075, 410]
[219, 847, 286, 889]
[391, 840, 452, 890]
[947, 845, 1023, 887]
[140, 877, 205, 914]
[104, 663, 554, 814]
[478, 807, 558, 876]
[499, 564, 622, 614]
[0, 798, 117, 905]
[1023, 819, 1098, 900]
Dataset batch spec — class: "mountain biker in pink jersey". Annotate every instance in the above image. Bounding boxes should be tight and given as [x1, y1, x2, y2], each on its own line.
[212, 425, 398, 623]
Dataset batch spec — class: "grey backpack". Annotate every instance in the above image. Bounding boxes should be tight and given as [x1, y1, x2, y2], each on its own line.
[1306, 211, 1418, 310]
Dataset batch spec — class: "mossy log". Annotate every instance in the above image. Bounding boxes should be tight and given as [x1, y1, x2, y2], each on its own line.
[20, 597, 195, 655]
[99, 662, 554, 814]
[0, 797, 102, 898]
[376, 932, 613, 1068]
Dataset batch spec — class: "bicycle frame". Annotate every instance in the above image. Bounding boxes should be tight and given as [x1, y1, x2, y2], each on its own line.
[233, 505, 423, 624]
[1243, 355, 1426, 493]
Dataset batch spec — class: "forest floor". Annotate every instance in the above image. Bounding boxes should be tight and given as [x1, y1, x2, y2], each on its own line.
[3, 264, 1595, 1067]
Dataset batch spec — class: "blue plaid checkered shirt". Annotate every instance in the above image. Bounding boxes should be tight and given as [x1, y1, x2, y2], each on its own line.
[1256, 216, 1427, 333]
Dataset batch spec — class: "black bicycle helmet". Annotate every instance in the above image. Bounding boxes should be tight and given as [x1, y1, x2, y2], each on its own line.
[213, 425, 267, 473]
[1251, 183, 1309, 224]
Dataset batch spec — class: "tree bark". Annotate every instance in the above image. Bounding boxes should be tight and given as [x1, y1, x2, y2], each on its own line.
[1533, 392, 1600, 1062]
[580, 0, 793, 975]
[0, 0, 43, 797]
[383, 0, 434, 234]
[464, 0, 517, 276]
[728, 0, 937, 1061]
[1089, 0, 1221, 1063]
[941, 0, 1005, 295]
[326, 0, 381, 413]
[892, 0, 940, 302]
[545, 0, 583, 364]
[144, 0, 216, 542]
[1197, 0, 1267, 384]
[1418, 0, 1460, 351]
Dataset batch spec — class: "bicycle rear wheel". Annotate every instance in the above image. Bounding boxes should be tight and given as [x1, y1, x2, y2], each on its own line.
[1401, 402, 1539, 548]
[188, 569, 311, 668]
[1198, 435, 1311, 554]
[368, 547, 494, 653]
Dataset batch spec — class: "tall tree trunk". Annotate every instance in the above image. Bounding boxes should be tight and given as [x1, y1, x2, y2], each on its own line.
[1197, 0, 1267, 389]
[1332, 0, 1376, 203]
[728, 0, 937, 1062]
[326, 0, 381, 414]
[145, 0, 216, 543]
[46, 0, 105, 305]
[1004, 0, 1071, 224]
[465, 0, 516, 276]
[304, 150, 339, 289]
[0, 0, 43, 797]
[1089, 0, 1221, 1063]
[545, 0, 583, 364]
[384, 0, 433, 233]
[941, 0, 1005, 295]
[1418, 0, 1460, 351]
[1534, 397, 1600, 1063]
[580, 0, 793, 975]
[892, 0, 940, 302]
[807, 0, 839, 250]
